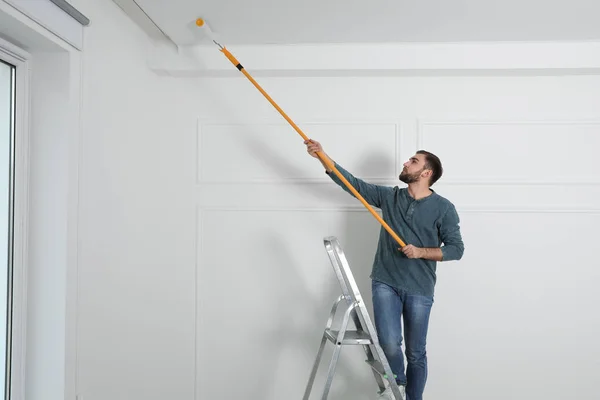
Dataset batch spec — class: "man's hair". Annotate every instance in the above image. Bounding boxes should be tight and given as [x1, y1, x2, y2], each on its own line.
[417, 150, 443, 186]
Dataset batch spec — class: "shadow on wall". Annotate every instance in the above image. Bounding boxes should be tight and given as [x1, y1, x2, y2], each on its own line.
[198, 77, 336, 199]
[235, 156, 395, 399]
[255, 233, 389, 399]
[338, 149, 397, 321]
[252, 233, 378, 399]
[337, 152, 397, 397]
[302, 151, 396, 398]
[240, 127, 316, 184]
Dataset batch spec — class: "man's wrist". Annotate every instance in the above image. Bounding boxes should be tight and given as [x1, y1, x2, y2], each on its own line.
[418, 247, 443, 261]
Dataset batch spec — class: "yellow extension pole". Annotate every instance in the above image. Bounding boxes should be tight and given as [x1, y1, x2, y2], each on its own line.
[219, 46, 407, 249]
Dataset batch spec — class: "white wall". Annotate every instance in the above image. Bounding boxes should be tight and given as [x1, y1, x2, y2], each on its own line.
[28, 2, 600, 400]
[190, 76, 600, 400]
[69, 1, 197, 399]
[0, 2, 85, 399]
[27, 49, 83, 400]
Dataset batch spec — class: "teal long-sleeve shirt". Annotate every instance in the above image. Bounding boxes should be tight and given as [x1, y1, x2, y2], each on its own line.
[327, 162, 464, 297]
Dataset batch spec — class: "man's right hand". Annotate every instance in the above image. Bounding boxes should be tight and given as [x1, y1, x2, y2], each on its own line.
[304, 139, 323, 158]
[304, 139, 334, 172]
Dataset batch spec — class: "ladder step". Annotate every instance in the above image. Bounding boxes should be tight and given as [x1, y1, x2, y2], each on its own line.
[325, 329, 372, 345]
[365, 360, 385, 375]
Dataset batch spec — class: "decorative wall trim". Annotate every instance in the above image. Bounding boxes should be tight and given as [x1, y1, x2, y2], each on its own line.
[197, 119, 401, 184]
[197, 206, 600, 214]
[394, 122, 400, 174]
[197, 177, 396, 185]
[416, 119, 600, 186]
[194, 200, 599, 393]
[199, 206, 380, 212]
[194, 205, 200, 400]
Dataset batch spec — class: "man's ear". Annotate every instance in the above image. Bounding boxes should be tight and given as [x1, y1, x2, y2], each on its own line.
[422, 169, 432, 178]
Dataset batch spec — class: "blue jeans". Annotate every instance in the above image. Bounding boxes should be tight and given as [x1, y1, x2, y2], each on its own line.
[372, 280, 433, 400]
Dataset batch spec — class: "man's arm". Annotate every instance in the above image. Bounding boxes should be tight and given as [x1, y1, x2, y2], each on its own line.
[421, 247, 444, 261]
[400, 204, 464, 261]
[438, 204, 465, 261]
[305, 139, 391, 208]
[401, 245, 443, 261]
[312, 146, 334, 172]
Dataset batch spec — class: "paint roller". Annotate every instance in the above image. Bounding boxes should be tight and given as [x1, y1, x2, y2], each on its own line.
[193, 18, 407, 249]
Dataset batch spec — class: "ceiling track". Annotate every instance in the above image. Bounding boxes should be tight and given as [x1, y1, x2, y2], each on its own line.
[111, 0, 178, 48]
[48, 0, 89, 25]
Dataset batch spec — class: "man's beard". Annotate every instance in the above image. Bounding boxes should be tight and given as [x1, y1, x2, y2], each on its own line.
[399, 169, 422, 184]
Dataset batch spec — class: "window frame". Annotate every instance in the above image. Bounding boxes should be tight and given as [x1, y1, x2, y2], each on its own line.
[0, 36, 30, 400]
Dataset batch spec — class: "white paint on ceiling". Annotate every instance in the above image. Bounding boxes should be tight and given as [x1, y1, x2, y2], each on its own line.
[133, 0, 600, 46]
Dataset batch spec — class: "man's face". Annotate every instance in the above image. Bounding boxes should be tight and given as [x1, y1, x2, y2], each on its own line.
[399, 154, 430, 184]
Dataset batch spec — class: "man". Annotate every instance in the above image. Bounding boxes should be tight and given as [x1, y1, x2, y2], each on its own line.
[304, 139, 464, 400]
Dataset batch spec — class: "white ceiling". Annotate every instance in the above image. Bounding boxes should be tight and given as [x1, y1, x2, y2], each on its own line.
[133, 0, 600, 46]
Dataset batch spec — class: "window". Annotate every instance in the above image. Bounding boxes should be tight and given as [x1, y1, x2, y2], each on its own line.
[0, 58, 15, 400]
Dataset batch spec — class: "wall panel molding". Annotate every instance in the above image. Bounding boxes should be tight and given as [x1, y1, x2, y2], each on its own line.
[197, 119, 402, 184]
[197, 206, 600, 214]
[417, 119, 600, 186]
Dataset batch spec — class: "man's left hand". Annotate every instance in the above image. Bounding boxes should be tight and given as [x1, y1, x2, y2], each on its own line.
[400, 244, 423, 259]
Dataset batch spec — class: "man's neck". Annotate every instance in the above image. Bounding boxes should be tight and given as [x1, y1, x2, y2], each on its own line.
[407, 183, 433, 200]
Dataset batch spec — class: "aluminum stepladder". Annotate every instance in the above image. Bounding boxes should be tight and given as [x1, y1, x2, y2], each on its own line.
[303, 236, 404, 400]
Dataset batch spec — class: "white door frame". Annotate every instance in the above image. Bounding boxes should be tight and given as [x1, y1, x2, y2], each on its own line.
[0, 36, 31, 400]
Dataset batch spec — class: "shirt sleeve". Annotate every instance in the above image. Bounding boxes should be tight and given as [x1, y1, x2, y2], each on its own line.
[439, 203, 465, 261]
[326, 162, 392, 208]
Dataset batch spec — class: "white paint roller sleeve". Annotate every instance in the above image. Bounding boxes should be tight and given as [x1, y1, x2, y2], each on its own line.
[194, 18, 218, 44]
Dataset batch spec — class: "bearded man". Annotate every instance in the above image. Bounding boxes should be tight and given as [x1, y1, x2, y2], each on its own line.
[304, 139, 465, 400]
